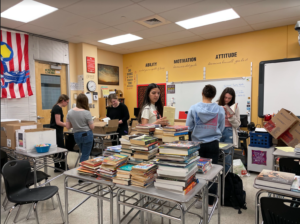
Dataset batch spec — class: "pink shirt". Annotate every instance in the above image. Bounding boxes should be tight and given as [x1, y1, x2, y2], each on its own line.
[225, 114, 232, 127]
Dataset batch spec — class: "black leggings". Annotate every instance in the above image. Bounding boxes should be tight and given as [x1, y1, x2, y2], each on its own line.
[198, 140, 219, 205]
[54, 132, 66, 170]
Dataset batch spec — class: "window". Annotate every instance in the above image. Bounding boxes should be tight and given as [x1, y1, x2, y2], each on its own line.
[41, 74, 61, 110]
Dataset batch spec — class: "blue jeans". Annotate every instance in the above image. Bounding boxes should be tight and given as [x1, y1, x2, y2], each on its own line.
[220, 127, 234, 173]
[74, 130, 93, 162]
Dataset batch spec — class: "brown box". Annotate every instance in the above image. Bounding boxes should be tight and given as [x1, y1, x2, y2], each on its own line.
[93, 119, 119, 134]
[279, 118, 300, 147]
[263, 109, 298, 139]
[1, 120, 19, 147]
[6, 123, 43, 149]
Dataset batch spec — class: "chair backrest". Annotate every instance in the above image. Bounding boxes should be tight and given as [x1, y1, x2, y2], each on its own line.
[261, 197, 300, 224]
[64, 133, 76, 152]
[2, 160, 31, 197]
[279, 158, 300, 175]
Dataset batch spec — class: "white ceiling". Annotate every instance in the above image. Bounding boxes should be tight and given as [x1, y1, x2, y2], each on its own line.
[1, 0, 300, 54]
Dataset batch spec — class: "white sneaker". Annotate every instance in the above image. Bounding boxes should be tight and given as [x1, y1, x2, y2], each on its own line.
[208, 205, 217, 215]
[195, 200, 202, 209]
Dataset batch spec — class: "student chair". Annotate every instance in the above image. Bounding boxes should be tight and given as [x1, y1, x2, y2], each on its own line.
[2, 160, 64, 224]
[260, 197, 300, 224]
[279, 157, 300, 175]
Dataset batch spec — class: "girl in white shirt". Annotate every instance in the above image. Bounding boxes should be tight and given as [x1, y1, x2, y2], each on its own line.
[138, 83, 168, 125]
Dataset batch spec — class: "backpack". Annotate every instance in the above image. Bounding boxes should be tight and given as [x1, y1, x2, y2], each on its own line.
[222, 172, 247, 214]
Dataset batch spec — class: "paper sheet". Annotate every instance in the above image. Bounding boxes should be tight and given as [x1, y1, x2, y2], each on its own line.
[219, 143, 228, 148]
[275, 147, 295, 152]
[163, 106, 175, 125]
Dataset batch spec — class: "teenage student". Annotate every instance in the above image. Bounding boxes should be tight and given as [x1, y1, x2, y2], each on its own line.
[218, 87, 241, 173]
[66, 93, 94, 166]
[138, 83, 168, 125]
[106, 94, 130, 144]
[186, 84, 225, 213]
[50, 94, 69, 172]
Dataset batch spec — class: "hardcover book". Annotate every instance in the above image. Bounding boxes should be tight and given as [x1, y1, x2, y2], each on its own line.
[130, 135, 158, 146]
[163, 125, 189, 132]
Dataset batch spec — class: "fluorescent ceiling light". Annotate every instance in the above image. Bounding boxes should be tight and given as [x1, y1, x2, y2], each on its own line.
[176, 9, 240, 29]
[98, 34, 142, 45]
[1, 0, 58, 23]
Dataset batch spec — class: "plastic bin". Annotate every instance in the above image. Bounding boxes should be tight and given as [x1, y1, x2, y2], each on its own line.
[35, 144, 51, 153]
[249, 131, 272, 148]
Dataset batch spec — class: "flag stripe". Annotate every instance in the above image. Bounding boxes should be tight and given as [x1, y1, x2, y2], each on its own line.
[9, 83, 16, 98]
[24, 34, 32, 96]
[6, 32, 15, 72]
[18, 83, 25, 98]
[16, 33, 22, 72]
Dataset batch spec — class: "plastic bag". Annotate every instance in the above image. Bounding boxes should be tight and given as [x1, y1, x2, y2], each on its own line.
[233, 159, 250, 177]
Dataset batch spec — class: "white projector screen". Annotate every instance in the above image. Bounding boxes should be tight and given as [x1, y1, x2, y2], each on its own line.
[258, 58, 300, 117]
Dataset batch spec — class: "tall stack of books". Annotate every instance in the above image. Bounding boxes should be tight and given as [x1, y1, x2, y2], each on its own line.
[119, 134, 143, 162]
[98, 154, 128, 181]
[130, 135, 158, 162]
[130, 163, 158, 188]
[103, 145, 122, 157]
[295, 144, 300, 155]
[77, 157, 104, 177]
[154, 128, 164, 139]
[135, 124, 159, 135]
[113, 164, 135, 186]
[154, 141, 200, 195]
[162, 126, 189, 143]
[197, 158, 212, 174]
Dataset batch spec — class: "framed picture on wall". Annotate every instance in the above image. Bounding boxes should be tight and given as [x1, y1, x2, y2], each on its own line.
[98, 64, 119, 85]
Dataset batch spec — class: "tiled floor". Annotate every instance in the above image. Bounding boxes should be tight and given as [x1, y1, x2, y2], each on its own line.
[1, 152, 261, 224]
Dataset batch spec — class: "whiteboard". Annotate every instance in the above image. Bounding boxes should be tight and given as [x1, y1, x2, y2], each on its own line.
[260, 60, 300, 117]
[167, 77, 252, 119]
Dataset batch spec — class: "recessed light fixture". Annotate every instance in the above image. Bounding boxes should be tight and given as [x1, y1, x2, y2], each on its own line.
[1, 0, 58, 23]
[176, 9, 240, 29]
[98, 34, 142, 45]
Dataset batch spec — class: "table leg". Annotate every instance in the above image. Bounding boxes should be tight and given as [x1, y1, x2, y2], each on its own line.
[65, 177, 69, 224]
[179, 203, 185, 224]
[97, 185, 100, 224]
[43, 157, 48, 174]
[100, 185, 103, 224]
[110, 186, 113, 224]
[139, 194, 144, 224]
[222, 153, 225, 206]
[218, 173, 221, 224]
[117, 189, 122, 224]
[33, 159, 37, 188]
[202, 184, 208, 224]
[255, 190, 263, 224]
[65, 152, 68, 171]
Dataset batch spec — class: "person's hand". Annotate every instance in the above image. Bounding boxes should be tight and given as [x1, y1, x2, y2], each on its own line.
[119, 120, 123, 124]
[227, 114, 233, 118]
[155, 117, 169, 126]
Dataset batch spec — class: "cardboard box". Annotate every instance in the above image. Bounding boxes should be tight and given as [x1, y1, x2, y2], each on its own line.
[16, 128, 57, 152]
[279, 118, 300, 147]
[93, 119, 119, 134]
[1, 120, 20, 147]
[263, 109, 298, 139]
[6, 123, 43, 149]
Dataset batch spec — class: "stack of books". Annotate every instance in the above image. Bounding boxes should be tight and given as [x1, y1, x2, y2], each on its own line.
[119, 134, 143, 162]
[113, 164, 135, 185]
[154, 141, 200, 195]
[254, 169, 295, 190]
[98, 154, 128, 181]
[77, 157, 104, 177]
[130, 163, 158, 188]
[130, 135, 158, 162]
[197, 158, 212, 174]
[162, 126, 189, 143]
[153, 128, 163, 139]
[135, 124, 158, 135]
[103, 145, 122, 157]
[295, 144, 300, 155]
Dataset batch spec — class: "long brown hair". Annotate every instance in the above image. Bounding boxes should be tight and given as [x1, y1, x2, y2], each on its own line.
[76, 93, 90, 111]
[218, 87, 236, 106]
[52, 94, 69, 109]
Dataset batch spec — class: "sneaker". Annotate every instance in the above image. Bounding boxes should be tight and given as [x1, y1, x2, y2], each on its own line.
[208, 205, 217, 215]
[195, 200, 202, 209]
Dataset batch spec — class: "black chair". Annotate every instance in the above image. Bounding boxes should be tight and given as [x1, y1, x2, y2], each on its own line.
[2, 160, 64, 224]
[261, 197, 300, 224]
[279, 158, 300, 175]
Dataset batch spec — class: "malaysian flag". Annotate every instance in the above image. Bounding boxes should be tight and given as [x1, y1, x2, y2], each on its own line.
[1, 29, 33, 98]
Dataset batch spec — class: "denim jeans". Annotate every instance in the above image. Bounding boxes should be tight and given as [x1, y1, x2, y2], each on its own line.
[74, 130, 93, 162]
[220, 127, 234, 173]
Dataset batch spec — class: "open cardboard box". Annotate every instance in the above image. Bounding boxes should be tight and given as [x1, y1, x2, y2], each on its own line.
[93, 119, 119, 134]
[279, 118, 300, 147]
[1, 120, 20, 147]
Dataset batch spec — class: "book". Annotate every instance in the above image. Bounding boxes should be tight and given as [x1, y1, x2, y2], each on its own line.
[163, 125, 189, 132]
[255, 169, 295, 190]
[157, 164, 198, 177]
[122, 134, 144, 140]
[155, 151, 199, 162]
[135, 124, 156, 129]
[154, 156, 200, 168]
[156, 174, 196, 187]
[155, 180, 198, 195]
[163, 130, 189, 136]
[81, 157, 104, 167]
[158, 162, 197, 173]
[113, 178, 130, 185]
[163, 106, 175, 126]
[131, 142, 158, 151]
[162, 135, 189, 143]
[224, 105, 235, 115]
[197, 158, 212, 168]
[291, 176, 300, 193]
[131, 163, 157, 171]
[159, 147, 199, 156]
[102, 154, 128, 166]
[130, 135, 158, 146]
[161, 141, 201, 149]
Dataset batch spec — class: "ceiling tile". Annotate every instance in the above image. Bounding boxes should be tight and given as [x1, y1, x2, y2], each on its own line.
[0, 18, 24, 29]
[251, 16, 300, 30]
[148, 30, 196, 43]
[114, 21, 148, 32]
[29, 10, 85, 30]
[131, 0, 145, 2]
[16, 24, 52, 35]
[137, 0, 202, 14]
[66, 36, 87, 43]
[35, 0, 81, 9]
[226, 0, 263, 7]
[160, 36, 205, 46]
[80, 27, 126, 42]
[109, 49, 135, 54]
[233, 0, 300, 17]
[92, 4, 154, 26]
[190, 18, 248, 35]
[1, 0, 22, 12]
[42, 31, 73, 40]
[244, 5, 300, 24]
[63, 0, 133, 18]
[200, 25, 254, 39]
[96, 44, 126, 52]
[133, 23, 184, 38]
[159, 0, 231, 22]
[128, 43, 166, 52]
[57, 19, 108, 36]
[116, 39, 157, 49]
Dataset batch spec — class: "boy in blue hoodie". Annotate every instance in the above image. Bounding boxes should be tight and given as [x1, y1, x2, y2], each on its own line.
[186, 84, 225, 213]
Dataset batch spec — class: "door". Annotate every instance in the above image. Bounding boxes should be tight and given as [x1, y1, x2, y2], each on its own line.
[35, 61, 68, 126]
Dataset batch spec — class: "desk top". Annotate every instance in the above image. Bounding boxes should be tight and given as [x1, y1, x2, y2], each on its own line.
[273, 149, 300, 158]
[64, 131, 119, 137]
[253, 184, 300, 198]
[219, 142, 234, 150]
[1, 147, 67, 158]
[196, 164, 223, 182]
[116, 178, 206, 203]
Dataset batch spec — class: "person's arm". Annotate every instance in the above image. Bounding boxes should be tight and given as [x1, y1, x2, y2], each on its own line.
[186, 107, 194, 131]
[228, 105, 241, 128]
[219, 107, 225, 132]
[65, 113, 72, 129]
[85, 111, 94, 130]
[55, 114, 66, 127]
[119, 104, 130, 125]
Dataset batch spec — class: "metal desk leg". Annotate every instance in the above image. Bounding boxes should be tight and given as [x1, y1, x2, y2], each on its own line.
[65, 177, 69, 224]
[218, 173, 221, 224]
[33, 159, 37, 188]
[139, 194, 144, 224]
[97, 185, 100, 224]
[100, 185, 103, 224]
[222, 152, 225, 206]
[109, 186, 113, 224]
[255, 190, 263, 224]
[179, 203, 185, 224]
[65, 152, 68, 171]
[202, 184, 208, 224]
[117, 189, 122, 224]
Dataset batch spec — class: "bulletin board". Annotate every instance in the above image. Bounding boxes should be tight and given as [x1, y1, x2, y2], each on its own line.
[137, 83, 167, 108]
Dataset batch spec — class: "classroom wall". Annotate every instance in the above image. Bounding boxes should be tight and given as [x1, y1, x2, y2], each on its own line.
[123, 24, 300, 126]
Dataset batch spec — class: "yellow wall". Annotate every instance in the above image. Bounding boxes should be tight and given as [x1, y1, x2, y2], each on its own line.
[123, 24, 300, 125]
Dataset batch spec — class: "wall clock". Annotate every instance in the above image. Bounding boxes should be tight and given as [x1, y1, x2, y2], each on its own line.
[87, 80, 96, 92]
